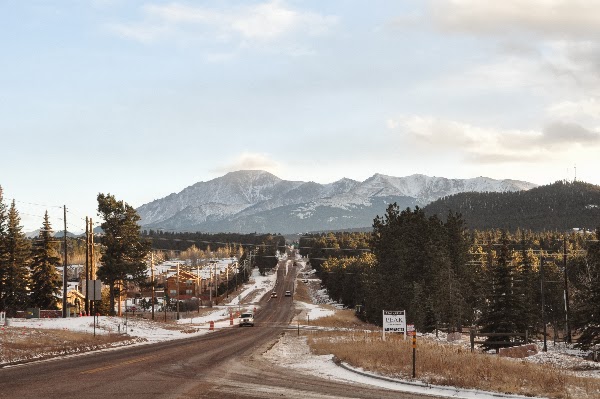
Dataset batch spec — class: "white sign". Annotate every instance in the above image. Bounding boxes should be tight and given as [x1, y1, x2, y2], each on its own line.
[383, 310, 406, 341]
[86, 280, 102, 301]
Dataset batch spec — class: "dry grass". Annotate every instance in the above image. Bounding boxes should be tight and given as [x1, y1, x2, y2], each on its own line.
[303, 314, 600, 399]
[294, 277, 313, 304]
[0, 327, 141, 365]
[306, 309, 375, 330]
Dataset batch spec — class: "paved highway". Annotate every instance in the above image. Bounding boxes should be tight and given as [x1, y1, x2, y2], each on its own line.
[0, 261, 443, 399]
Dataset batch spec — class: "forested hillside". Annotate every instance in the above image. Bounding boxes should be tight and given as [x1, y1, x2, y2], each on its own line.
[424, 181, 600, 231]
[299, 208, 600, 350]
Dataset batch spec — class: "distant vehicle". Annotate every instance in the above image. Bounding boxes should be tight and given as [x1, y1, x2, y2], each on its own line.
[285, 290, 291, 297]
[238, 312, 254, 327]
[271, 292, 277, 298]
[302, 279, 308, 283]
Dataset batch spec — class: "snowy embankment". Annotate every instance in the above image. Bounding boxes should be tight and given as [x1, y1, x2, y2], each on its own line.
[264, 258, 599, 399]
[2, 267, 278, 360]
[4, 258, 600, 399]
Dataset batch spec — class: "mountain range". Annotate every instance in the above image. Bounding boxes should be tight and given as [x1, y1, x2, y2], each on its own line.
[136, 170, 536, 234]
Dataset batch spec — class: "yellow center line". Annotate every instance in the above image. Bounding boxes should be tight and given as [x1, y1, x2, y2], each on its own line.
[80, 354, 158, 374]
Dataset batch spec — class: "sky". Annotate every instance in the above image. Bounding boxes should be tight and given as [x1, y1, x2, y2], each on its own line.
[2, 0, 600, 232]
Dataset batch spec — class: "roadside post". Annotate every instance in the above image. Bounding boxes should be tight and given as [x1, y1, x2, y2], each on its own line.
[408, 324, 416, 378]
[87, 279, 101, 337]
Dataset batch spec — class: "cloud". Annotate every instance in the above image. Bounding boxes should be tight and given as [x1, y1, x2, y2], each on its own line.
[547, 98, 600, 119]
[542, 121, 600, 144]
[428, 0, 600, 39]
[108, 1, 338, 49]
[387, 115, 600, 164]
[212, 152, 281, 174]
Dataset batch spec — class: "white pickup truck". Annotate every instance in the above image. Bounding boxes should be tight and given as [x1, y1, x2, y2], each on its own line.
[238, 312, 254, 327]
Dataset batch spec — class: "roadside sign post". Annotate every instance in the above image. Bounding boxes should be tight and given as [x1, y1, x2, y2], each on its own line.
[87, 280, 102, 337]
[382, 310, 406, 341]
[408, 324, 416, 378]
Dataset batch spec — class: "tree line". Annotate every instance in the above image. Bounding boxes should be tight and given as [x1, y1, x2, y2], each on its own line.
[0, 188, 284, 317]
[300, 204, 600, 350]
[0, 186, 62, 316]
[424, 180, 600, 231]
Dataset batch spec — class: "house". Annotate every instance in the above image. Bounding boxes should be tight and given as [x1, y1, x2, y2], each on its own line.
[165, 270, 200, 300]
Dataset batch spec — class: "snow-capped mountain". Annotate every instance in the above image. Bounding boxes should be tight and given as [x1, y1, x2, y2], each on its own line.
[137, 170, 537, 233]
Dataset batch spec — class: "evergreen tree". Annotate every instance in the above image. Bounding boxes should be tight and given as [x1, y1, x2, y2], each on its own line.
[517, 242, 540, 333]
[1, 201, 31, 316]
[479, 231, 525, 351]
[443, 212, 471, 330]
[0, 186, 8, 312]
[96, 194, 150, 315]
[29, 211, 62, 309]
[572, 228, 600, 349]
[369, 205, 464, 327]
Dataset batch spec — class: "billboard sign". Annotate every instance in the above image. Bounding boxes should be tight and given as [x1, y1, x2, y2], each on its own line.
[383, 310, 406, 340]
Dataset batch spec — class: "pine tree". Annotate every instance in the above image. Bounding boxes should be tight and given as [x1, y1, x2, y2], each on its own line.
[0, 186, 8, 312]
[29, 211, 62, 309]
[96, 194, 151, 316]
[479, 231, 524, 352]
[572, 228, 600, 349]
[1, 200, 31, 316]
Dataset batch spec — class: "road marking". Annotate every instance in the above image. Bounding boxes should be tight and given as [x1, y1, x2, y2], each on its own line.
[80, 354, 158, 374]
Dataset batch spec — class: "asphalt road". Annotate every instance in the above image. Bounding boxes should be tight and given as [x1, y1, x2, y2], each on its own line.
[0, 261, 443, 399]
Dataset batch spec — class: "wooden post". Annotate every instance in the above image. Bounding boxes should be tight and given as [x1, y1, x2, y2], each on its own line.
[62, 205, 68, 318]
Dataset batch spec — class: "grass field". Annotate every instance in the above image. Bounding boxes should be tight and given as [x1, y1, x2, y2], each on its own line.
[0, 327, 142, 365]
[304, 311, 600, 399]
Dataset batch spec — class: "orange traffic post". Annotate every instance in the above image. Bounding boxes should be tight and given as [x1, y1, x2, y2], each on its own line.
[412, 335, 416, 378]
[209, 320, 215, 331]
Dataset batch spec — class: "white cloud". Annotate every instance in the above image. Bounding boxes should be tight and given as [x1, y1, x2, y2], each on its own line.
[109, 1, 338, 49]
[548, 98, 600, 119]
[429, 0, 600, 39]
[387, 115, 600, 164]
[213, 152, 281, 175]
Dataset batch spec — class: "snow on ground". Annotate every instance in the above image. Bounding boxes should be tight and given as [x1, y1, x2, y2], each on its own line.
[263, 333, 541, 399]
[4, 266, 279, 353]
[295, 301, 335, 321]
[4, 257, 600, 398]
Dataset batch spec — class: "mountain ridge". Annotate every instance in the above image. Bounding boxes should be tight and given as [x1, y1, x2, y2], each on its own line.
[136, 170, 537, 233]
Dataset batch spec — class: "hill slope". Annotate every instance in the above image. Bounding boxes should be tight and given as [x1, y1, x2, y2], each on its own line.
[423, 180, 600, 231]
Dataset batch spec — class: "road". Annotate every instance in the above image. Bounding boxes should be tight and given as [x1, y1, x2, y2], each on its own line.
[0, 261, 443, 399]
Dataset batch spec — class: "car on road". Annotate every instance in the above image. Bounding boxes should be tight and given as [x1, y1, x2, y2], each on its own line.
[285, 290, 291, 297]
[271, 292, 277, 298]
[238, 312, 254, 327]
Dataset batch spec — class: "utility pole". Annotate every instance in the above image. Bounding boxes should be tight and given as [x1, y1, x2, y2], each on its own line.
[62, 205, 68, 318]
[90, 218, 95, 316]
[209, 264, 212, 305]
[85, 216, 89, 316]
[176, 263, 180, 320]
[541, 256, 547, 352]
[563, 237, 572, 344]
[90, 218, 94, 280]
[151, 252, 155, 321]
